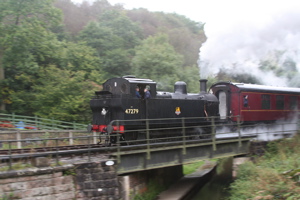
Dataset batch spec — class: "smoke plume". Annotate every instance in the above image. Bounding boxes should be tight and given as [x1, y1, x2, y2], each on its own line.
[199, 1, 300, 87]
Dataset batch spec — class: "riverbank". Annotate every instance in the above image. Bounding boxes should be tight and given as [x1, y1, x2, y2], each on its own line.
[229, 134, 300, 199]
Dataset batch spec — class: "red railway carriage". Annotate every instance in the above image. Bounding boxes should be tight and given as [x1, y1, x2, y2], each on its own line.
[210, 82, 300, 123]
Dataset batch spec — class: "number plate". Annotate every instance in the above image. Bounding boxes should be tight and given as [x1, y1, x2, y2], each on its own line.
[125, 109, 139, 114]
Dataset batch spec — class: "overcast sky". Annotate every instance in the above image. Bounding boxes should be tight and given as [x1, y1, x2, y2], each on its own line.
[72, 0, 300, 86]
[72, 0, 300, 25]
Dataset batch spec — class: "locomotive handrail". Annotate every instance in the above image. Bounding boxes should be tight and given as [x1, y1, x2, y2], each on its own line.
[108, 115, 242, 123]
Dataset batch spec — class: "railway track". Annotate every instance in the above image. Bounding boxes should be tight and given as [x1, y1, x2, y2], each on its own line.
[0, 144, 107, 155]
[0, 134, 255, 157]
[0, 134, 272, 169]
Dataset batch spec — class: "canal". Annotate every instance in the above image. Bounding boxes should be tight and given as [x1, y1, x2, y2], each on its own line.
[190, 157, 233, 200]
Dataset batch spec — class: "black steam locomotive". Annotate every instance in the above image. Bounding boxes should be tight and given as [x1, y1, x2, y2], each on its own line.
[88, 75, 219, 144]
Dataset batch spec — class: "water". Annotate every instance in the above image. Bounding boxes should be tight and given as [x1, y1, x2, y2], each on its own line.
[191, 157, 233, 200]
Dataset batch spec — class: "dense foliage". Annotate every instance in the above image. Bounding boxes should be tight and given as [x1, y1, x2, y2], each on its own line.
[0, 0, 206, 122]
[229, 134, 300, 200]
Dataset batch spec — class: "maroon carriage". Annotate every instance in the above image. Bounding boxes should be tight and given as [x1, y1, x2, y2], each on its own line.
[210, 82, 300, 124]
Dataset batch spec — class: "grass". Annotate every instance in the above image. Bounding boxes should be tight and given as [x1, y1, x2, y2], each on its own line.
[0, 193, 14, 200]
[183, 161, 205, 175]
[133, 180, 167, 200]
[229, 133, 300, 200]
[0, 162, 33, 171]
[183, 159, 218, 175]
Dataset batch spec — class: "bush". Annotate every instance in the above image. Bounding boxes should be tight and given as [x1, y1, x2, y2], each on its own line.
[229, 135, 300, 200]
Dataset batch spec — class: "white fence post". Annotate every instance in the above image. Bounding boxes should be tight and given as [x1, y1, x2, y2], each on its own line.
[69, 131, 73, 145]
[17, 130, 22, 149]
[93, 131, 97, 144]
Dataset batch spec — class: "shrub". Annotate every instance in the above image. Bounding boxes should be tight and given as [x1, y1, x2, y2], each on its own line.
[229, 135, 300, 200]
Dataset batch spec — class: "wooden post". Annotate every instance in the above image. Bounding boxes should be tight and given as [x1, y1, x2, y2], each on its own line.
[93, 131, 97, 144]
[17, 130, 22, 149]
[69, 131, 73, 145]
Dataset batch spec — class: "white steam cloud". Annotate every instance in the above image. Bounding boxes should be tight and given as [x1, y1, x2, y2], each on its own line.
[199, 1, 300, 87]
[216, 117, 298, 142]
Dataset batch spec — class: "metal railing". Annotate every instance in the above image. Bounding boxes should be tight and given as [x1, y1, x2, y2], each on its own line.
[0, 135, 101, 170]
[0, 130, 96, 149]
[0, 113, 87, 130]
[106, 116, 298, 163]
[0, 116, 299, 171]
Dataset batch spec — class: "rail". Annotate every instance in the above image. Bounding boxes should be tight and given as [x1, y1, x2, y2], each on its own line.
[0, 113, 87, 130]
[0, 116, 298, 171]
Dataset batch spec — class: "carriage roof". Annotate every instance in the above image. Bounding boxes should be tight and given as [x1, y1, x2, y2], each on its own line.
[211, 81, 300, 94]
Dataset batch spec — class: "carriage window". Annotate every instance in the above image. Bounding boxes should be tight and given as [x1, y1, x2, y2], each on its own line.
[243, 95, 249, 107]
[261, 94, 270, 109]
[276, 95, 284, 110]
[289, 96, 298, 110]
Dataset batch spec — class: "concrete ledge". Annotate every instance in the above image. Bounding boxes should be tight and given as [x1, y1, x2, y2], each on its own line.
[157, 164, 216, 200]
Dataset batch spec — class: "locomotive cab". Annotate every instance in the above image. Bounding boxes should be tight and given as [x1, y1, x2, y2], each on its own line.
[90, 76, 157, 128]
[102, 75, 157, 99]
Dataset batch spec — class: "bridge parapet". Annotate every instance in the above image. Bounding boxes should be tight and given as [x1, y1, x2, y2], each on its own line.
[0, 116, 298, 174]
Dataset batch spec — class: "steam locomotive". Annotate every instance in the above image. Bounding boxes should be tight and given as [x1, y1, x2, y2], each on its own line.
[88, 76, 300, 144]
[88, 76, 219, 144]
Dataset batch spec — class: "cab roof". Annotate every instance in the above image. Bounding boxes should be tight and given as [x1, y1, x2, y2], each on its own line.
[122, 76, 156, 84]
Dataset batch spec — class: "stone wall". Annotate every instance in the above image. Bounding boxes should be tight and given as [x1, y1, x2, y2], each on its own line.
[0, 160, 120, 200]
[0, 161, 182, 200]
[75, 162, 119, 200]
[0, 165, 76, 200]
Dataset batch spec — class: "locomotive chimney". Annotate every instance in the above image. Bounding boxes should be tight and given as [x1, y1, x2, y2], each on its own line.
[200, 79, 208, 93]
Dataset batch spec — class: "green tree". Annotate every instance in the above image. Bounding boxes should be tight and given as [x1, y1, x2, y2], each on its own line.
[179, 65, 201, 93]
[9, 41, 103, 118]
[131, 34, 183, 91]
[215, 68, 261, 84]
[127, 9, 206, 67]
[79, 10, 142, 77]
[0, 0, 105, 122]
[259, 50, 300, 86]
[78, 22, 124, 56]
[98, 10, 142, 49]
[29, 66, 100, 122]
[0, 0, 62, 111]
